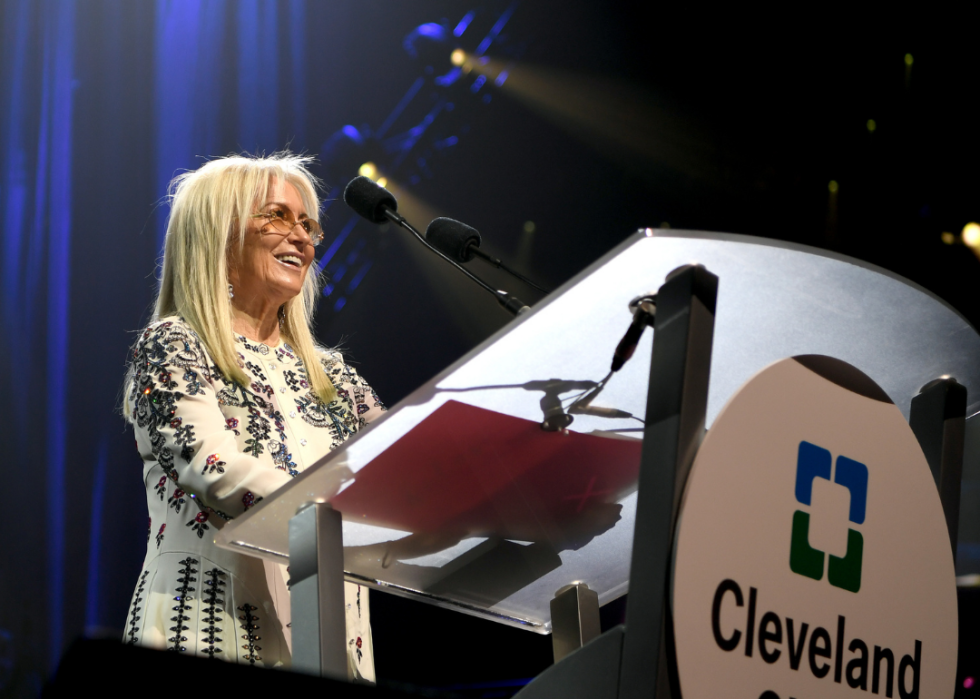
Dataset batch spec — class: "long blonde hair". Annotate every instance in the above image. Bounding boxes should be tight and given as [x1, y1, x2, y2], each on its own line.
[137, 152, 336, 407]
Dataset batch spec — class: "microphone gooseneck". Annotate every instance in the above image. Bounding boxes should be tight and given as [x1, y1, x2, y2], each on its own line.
[343, 177, 530, 316]
[425, 217, 551, 294]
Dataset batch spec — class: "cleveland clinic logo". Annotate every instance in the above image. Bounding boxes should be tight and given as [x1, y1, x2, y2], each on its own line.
[790, 441, 868, 593]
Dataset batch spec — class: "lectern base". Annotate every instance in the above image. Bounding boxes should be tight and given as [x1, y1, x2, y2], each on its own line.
[514, 625, 624, 699]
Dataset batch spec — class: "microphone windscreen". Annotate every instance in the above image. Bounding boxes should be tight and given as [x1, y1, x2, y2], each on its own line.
[344, 176, 397, 224]
[425, 217, 482, 263]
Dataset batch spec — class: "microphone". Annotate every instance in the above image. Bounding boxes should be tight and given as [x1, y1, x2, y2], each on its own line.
[426, 217, 481, 262]
[425, 217, 551, 294]
[610, 294, 657, 372]
[343, 175, 398, 224]
[343, 177, 530, 316]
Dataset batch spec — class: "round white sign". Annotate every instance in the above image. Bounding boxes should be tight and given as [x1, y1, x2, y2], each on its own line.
[672, 356, 957, 699]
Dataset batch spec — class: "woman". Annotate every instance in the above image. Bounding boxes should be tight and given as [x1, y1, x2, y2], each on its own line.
[122, 153, 385, 678]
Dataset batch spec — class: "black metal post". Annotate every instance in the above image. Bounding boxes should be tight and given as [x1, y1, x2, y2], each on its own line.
[618, 264, 718, 699]
[909, 377, 967, 561]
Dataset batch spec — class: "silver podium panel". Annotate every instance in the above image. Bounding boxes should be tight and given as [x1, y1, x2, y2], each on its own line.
[215, 230, 980, 633]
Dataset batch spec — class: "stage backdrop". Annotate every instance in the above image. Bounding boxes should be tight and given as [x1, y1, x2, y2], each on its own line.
[2, 2, 980, 695]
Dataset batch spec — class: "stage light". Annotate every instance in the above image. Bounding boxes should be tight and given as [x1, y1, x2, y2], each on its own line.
[904, 53, 914, 67]
[963, 222, 980, 248]
[376, 177, 387, 189]
[469, 54, 716, 181]
[358, 162, 378, 180]
[828, 180, 839, 194]
[866, 119, 876, 133]
[964, 676, 975, 689]
[451, 49, 465, 66]
[941, 232, 955, 245]
[523, 221, 536, 234]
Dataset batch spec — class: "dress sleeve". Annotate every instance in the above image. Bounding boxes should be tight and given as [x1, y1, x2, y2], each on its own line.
[129, 320, 291, 518]
[319, 351, 387, 429]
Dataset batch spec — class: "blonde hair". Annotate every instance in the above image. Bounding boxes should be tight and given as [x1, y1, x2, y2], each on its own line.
[138, 152, 336, 406]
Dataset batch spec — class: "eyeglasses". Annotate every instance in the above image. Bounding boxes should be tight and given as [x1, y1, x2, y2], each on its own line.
[251, 209, 324, 246]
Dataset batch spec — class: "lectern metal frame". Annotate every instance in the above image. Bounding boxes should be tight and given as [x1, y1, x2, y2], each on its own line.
[213, 231, 976, 690]
[517, 265, 966, 699]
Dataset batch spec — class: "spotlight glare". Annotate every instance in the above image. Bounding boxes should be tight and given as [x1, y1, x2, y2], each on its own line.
[828, 180, 839, 194]
[523, 221, 536, 234]
[904, 53, 914, 67]
[962, 222, 980, 248]
[376, 177, 387, 189]
[866, 119, 876, 133]
[451, 49, 465, 66]
[358, 162, 378, 180]
[941, 231, 955, 245]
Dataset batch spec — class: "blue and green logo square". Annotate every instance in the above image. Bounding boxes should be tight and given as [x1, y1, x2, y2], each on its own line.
[790, 441, 868, 593]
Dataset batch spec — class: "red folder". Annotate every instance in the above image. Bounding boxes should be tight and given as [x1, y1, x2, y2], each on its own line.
[333, 400, 642, 546]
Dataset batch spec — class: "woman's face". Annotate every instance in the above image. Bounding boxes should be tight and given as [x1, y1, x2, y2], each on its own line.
[228, 179, 316, 310]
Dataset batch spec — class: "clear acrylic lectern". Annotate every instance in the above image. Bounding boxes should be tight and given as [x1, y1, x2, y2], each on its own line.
[215, 230, 980, 692]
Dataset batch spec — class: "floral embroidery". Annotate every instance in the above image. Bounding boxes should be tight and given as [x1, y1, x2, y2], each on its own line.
[129, 322, 212, 479]
[128, 319, 391, 662]
[237, 603, 262, 665]
[244, 406, 271, 458]
[147, 516, 151, 543]
[173, 421, 197, 462]
[154, 475, 168, 500]
[269, 441, 299, 477]
[215, 380, 257, 410]
[202, 453, 226, 475]
[126, 570, 149, 645]
[201, 568, 226, 658]
[283, 370, 302, 392]
[206, 506, 232, 521]
[295, 393, 358, 443]
[169, 557, 198, 652]
[250, 381, 274, 399]
[168, 488, 187, 514]
[183, 369, 205, 396]
[239, 337, 270, 355]
[245, 361, 267, 382]
[187, 510, 210, 538]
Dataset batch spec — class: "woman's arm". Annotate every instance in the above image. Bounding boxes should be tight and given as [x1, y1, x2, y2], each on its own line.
[129, 319, 291, 517]
[320, 351, 387, 428]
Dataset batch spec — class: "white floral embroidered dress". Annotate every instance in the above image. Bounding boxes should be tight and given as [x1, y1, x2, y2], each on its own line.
[123, 318, 385, 677]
